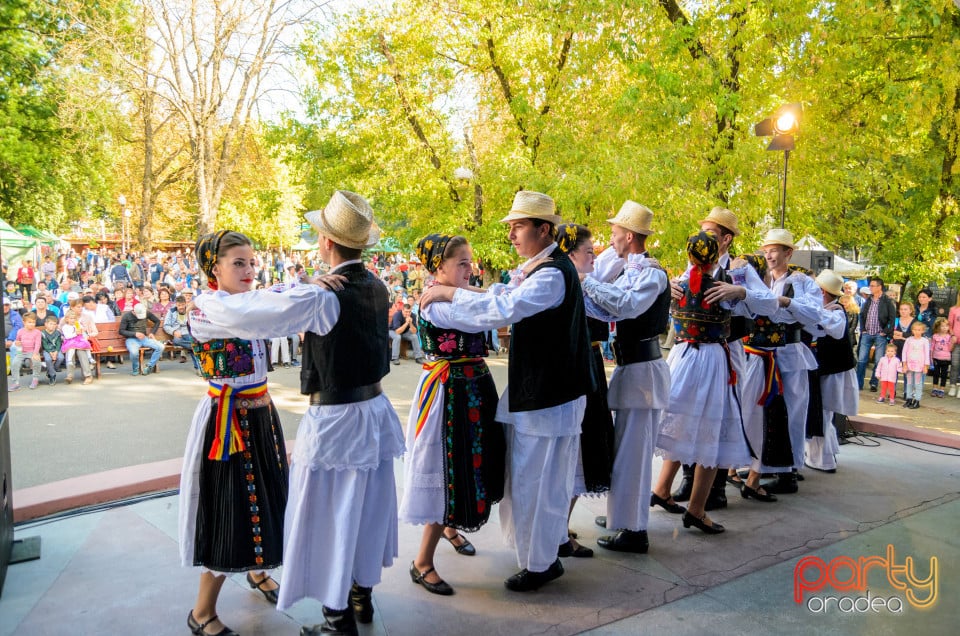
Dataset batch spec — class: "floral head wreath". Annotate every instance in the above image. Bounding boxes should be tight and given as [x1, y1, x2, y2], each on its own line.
[686, 229, 719, 294]
[556, 223, 588, 254]
[195, 230, 229, 290]
[415, 233, 453, 274]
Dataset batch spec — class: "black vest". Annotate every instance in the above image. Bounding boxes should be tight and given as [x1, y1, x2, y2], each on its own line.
[746, 281, 802, 347]
[508, 247, 595, 411]
[587, 317, 610, 344]
[815, 324, 857, 376]
[613, 263, 671, 353]
[300, 263, 390, 395]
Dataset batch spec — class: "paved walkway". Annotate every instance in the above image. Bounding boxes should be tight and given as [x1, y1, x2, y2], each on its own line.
[2, 357, 958, 634]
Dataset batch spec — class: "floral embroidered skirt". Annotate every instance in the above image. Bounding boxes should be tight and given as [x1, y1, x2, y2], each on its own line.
[401, 360, 505, 532]
[193, 402, 288, 571]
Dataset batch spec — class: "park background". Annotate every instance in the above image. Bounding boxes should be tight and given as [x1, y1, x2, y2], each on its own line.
[0, 0, 958, 287]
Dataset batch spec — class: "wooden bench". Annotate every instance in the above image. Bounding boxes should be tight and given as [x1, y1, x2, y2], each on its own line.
[91, 321, 128, 379]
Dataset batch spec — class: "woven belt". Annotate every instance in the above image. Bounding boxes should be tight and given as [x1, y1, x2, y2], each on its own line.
[613, 337, 662, 366]
[236, 394, 272, 409]
[309, 382, 382, 406]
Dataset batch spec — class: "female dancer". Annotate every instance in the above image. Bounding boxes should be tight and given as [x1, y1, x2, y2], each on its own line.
[555, 224, 615, 556]
[653, 230, 752, 534]
[400, 234, 506, 595]
[180, 231, 295, 635]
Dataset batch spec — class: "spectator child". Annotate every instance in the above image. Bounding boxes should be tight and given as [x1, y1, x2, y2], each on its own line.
[41, 315, 64, 385]
[875, 343, 902, 406]
[930, 317, 953, 398]
[60, 308, 94, 385]
[901, 321, 931, 409]
[8, 313, 42, 390]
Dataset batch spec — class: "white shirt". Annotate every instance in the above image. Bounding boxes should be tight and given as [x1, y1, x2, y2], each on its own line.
[581, 251, 667, 322]
[445, 242, 584, 437]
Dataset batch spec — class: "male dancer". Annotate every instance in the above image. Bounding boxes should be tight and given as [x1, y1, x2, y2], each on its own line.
[581, 201, 670, 553]
[738, 229, 822, 497]
[194, 191, 404, 635]
[421, 190, 594, 591]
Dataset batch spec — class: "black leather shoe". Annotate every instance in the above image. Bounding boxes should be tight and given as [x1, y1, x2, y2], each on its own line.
[444, 531, 476, 556]
[671, 464, 695, 502]
[349, 583, 373, 624]
[741, 484, 778, 502]
[682, 511, 725, 534]
[188, 610, 238, 636]
[246, 571, 279, 604]
[557, 539, 593, 558]
[410, 562, 454, 595]
[650, 492, 687, 514]
[301, 606, 358, 635]
[594, 515, 607, 528]
[504, 559, 564, 591]
[704, 491, 727, 511]
[869, 384, 878, 392]
[597, 529, 650, 553]
[766, 473, 799, 494]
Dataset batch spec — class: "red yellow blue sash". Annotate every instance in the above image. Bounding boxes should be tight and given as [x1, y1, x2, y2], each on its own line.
[206, 380, 268, 461]
[744, 346, 782, 406]
[414, 358, 476, 438]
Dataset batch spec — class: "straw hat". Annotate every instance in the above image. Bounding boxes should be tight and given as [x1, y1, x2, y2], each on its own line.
[699, 206, 740, 236]
[815, 269, 844, 297]
[607, 200, 654, 236]
[499, 190, 561, 225]
[760, 228, 795, 250]
[305, 190, 381, 250]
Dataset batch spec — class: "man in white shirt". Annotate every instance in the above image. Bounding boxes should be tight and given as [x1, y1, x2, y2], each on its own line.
[421, 190, 595, 591]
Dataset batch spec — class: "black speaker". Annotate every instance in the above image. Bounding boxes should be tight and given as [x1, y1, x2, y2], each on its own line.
[790, 250, 834, 275]
[0, 411, 11, 595]
[1, 260, 12, 594]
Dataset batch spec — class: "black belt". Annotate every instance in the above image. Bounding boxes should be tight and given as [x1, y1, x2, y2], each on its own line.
[784, 327, 803, 344]
[309, 382, 382, 406]
[613, 337, 662, 366]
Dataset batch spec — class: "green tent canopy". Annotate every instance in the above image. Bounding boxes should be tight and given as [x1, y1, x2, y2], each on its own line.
[16, 225, 60, 246]
[0, 218, 40, 264]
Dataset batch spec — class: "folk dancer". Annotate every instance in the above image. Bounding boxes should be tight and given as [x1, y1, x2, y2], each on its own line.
[400, 234, 506, 595]
[420, 190, 595, 591]
[580, 202, 671, 554]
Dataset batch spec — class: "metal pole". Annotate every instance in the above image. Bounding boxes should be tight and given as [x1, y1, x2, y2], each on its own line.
[780, 149, 790, 229]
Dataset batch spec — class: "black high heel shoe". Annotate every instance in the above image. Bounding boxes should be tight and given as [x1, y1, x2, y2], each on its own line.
[650, 492, 687, 514]
[741, 484, 778, 502]
[246, 571, 279, 604]
[682, 511, 725, 534]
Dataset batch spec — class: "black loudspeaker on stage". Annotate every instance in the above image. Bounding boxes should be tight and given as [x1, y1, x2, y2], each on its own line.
[0, 289, 12, 594]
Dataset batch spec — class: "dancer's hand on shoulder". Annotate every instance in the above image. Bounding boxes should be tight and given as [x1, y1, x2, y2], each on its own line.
[703, 281, 746, 304]
[420, 285, 455, 309]
[313, 274, 348, 291]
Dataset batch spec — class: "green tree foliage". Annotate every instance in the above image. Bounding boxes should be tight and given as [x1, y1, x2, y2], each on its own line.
[0, 0, 118, 230]
[277, 0, 959, 284]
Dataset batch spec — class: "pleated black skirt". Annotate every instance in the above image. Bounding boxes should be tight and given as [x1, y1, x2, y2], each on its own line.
[193, 402, 288, 571]
[580, 346, 615, 493]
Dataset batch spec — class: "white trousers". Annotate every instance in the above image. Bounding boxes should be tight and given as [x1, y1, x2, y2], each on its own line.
[606, 408, 660, 532]
[804, 410, 839, 471]
[270, 337, 290, 365]
[277, 458, 398, 611]
[499, 427, 579, 572]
